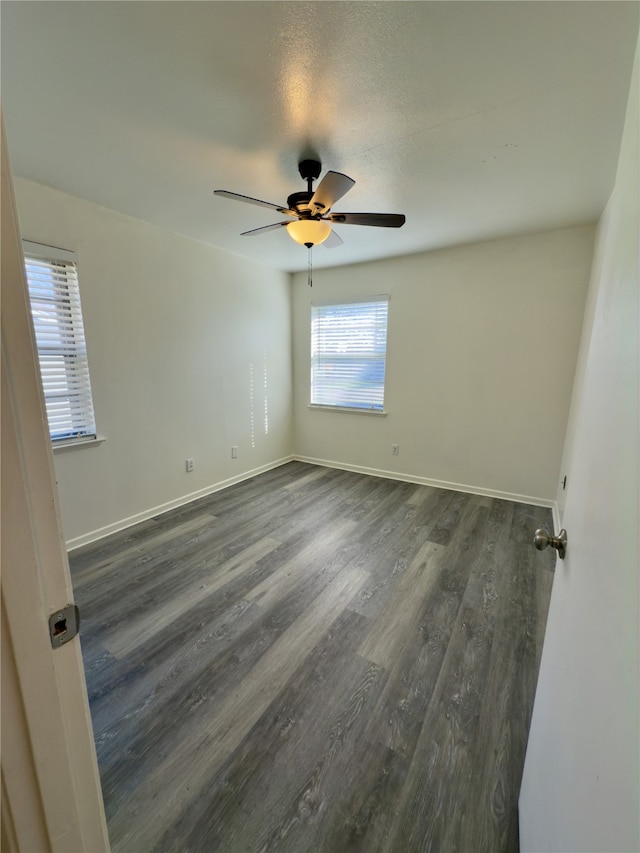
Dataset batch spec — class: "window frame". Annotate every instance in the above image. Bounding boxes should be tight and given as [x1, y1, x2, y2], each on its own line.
[309, 295, 390, 415]
[23, 240, 98, 447]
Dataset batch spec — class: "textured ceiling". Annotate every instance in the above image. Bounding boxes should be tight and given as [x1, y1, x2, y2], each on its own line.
[1, 1, 638, 272]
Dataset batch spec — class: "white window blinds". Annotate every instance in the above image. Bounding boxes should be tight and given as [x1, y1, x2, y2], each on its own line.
[311, 296, 389, 411]
[23, 242, 97, 443]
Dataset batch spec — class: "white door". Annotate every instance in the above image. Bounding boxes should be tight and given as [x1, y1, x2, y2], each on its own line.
[1, 115, 109, 852]
[519, 39, 639, 853]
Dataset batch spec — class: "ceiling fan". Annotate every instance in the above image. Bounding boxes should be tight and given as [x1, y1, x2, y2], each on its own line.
[214, 158, 406, 251]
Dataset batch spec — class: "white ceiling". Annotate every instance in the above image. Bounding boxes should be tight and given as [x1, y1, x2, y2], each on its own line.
[2, 1, 638, 273]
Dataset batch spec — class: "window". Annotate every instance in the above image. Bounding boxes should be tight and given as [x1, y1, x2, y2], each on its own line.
[23, 241, 97, 443]
[311, 296, 389, 412]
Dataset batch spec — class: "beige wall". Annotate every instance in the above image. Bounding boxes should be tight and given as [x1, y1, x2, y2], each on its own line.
[15, 177, 595, 544]
[292, 226, 594, 504]
[14, 178, 293, 546]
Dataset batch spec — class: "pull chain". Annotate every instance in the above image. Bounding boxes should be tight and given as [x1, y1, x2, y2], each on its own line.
[307, 244, 313, 287]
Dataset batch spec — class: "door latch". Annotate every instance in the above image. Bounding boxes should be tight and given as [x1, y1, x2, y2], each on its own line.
[48, 604, 80, 649]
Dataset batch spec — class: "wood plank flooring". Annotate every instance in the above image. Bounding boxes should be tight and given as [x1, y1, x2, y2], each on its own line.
[70, 462, 555, 853]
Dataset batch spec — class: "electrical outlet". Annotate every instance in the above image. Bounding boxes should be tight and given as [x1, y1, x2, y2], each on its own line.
[231, 446, 239, 459]
[186, 458, 194, 472]
[392, 444, 399, 456]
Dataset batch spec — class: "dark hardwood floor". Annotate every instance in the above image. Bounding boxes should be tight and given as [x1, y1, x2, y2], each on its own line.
[70, 462, 555, 853]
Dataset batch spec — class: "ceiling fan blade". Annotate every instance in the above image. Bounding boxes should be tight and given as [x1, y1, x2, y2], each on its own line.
[310, 171, 355, 212]
[240, 221, 290, 237]
[322, 229, 344, 248]
[328, 212, 406, 228]
[214, 190, 296, 216]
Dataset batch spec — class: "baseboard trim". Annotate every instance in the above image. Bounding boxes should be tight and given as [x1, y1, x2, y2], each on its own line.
[67, 454, 556, 550]
[294, 455, 555, 509]
[66, 455, 295, 551]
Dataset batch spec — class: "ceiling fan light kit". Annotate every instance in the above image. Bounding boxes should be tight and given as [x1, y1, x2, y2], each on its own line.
[215, 156, 405, 253]
[286, 218, 332, 247]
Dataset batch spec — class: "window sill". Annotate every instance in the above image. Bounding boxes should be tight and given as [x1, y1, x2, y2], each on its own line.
[308, 405, 387, 416]
[52, 436, 106, 454]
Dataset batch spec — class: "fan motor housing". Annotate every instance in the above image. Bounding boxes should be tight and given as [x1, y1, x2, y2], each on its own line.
[287, 190, 315, 215]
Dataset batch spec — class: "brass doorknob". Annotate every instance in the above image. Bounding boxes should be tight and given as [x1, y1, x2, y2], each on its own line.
[533, 528, 567, 559]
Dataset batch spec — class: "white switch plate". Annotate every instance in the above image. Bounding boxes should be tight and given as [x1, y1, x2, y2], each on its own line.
[231, 446, 238, 459]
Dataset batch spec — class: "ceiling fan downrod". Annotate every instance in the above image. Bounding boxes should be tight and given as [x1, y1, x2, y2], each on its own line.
[299, 158, 321, 194]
